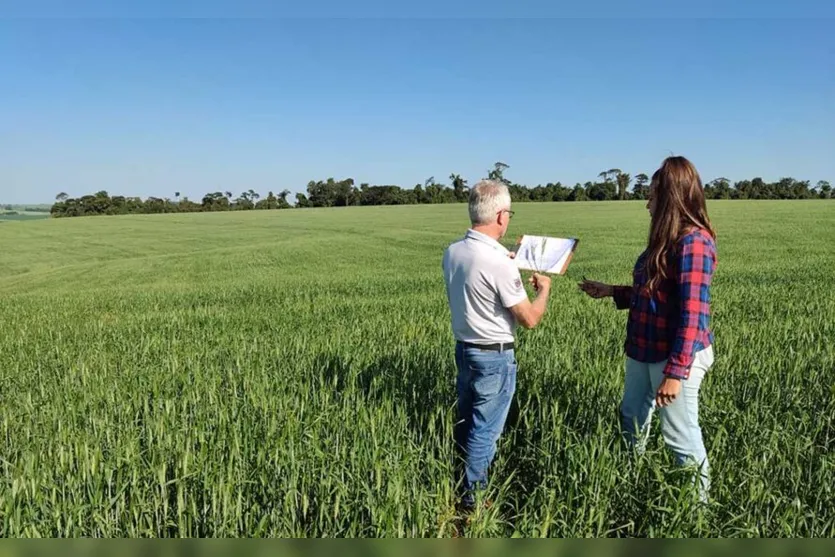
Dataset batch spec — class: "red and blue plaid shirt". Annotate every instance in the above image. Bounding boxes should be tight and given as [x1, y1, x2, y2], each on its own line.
[613, 228, 717, 379]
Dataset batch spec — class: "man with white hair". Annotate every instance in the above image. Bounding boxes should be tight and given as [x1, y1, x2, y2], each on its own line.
[442, 179, 551, 512]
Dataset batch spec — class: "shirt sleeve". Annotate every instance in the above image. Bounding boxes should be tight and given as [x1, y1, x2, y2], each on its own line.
[495, 261, 528, 308]
[441, 250, 450, 302]
[664, 233, 716, 379]
[612, 286, 634, 310]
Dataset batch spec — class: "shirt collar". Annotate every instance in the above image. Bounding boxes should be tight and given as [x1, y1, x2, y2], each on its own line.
[465, 229, 509, 254]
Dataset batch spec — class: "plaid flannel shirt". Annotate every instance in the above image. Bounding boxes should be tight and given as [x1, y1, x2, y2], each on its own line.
[613, 229, 716, 379]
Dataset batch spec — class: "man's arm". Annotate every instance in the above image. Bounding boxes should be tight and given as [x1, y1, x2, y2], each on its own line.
[508, 274, 551, 329]
[495, 260, 552, 329]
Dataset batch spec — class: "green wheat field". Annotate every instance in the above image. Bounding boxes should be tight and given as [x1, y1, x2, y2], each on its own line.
[1, 200, 833, 537]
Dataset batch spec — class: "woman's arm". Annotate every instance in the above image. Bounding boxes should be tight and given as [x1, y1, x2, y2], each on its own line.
[611, 285, 634, 310]
[663, 232, 716, 379]
[579, 280, 633, 309]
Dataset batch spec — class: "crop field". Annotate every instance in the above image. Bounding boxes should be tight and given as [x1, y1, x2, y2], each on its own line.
[0, 213, 50, 222]
[1, 200, 833, 537]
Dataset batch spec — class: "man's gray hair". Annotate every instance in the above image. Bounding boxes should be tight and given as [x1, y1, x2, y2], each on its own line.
[468, 179, 511, 225]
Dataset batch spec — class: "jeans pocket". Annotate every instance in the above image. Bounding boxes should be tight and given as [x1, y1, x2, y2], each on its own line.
[470, 362, 507, 399]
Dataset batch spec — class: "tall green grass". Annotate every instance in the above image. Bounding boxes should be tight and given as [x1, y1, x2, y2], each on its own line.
[1, 201, 833, 537]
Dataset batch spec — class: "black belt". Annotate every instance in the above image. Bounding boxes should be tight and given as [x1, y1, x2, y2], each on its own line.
[459, 340, 515, 352]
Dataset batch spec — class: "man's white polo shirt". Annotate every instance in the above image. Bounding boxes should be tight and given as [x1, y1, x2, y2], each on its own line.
[442, 229, 528, 344]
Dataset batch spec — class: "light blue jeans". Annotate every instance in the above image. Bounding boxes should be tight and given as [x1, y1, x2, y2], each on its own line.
[454, 342, 517, 507]
[621, 346, 714, 501]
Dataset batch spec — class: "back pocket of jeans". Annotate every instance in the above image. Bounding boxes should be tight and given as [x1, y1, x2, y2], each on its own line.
[470, 363, 506, 398]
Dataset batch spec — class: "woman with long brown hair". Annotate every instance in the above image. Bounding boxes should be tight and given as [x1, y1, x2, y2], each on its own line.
[580, 155, 717, 501]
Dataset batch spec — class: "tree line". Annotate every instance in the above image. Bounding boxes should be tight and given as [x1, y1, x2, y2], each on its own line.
[2, 205, 51, 213]
[48, 162, 832, 218]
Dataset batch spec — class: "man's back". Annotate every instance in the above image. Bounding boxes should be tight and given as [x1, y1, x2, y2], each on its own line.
[443, 179, 552, 512]
[442, 229, 527, 344]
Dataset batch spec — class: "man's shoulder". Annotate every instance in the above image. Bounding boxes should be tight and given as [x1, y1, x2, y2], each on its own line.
[443, 234, 516, 270]
[486, 244, 518, 271]
[472, 247, 519, 283]
[443, 236, 467, 257]
[446, 235, 467, 249]
[442, 236, 467, 268]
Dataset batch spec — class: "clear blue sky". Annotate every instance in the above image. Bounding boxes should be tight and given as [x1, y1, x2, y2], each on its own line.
[2, 10, 834, 204]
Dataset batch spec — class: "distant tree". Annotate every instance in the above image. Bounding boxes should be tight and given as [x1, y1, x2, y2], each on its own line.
[775, 177, 794, 199]
[450, 173, 468, 202]
[256, 191, 276, 210]
[423, 177, 439, 204]
[792, 179, 813, 199]
[235, 191, 255, 210]
[359, 185, 411, 205]
[179, 197, 201, 212]
[750, 178, 767, 199]
[144, 197, 166, 213]
[568, 184, 588, 201]
[598, 168, 621, 184]
[550, 182, 570, 202]
[305, 177, 355, 207]
[616, 171, 631, 201]
[488, 162, 511, 185]
[705, 177, 732, 200]
[586, 181, 617, 201]
[202, 192, 230, 211]
[295, 193, 310, 208]
[46, 163, 829, 219]
[816, 180, 831, 199]
[632, 173, 650, 200]
[335, 179, 355, 206]
[528, 184, 549, 202]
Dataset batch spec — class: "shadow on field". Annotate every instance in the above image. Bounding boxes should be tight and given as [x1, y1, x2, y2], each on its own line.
[499, 359, 626, 497]
[315, 348, 626, 503]
[316, 350, 455, 442]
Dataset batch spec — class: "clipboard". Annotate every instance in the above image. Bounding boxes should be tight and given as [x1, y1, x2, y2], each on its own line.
[511, 234, 579, 275]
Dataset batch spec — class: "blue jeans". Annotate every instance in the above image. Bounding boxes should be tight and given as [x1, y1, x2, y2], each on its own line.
[454, 342, 517, 506]
[621, 346, 714, 501]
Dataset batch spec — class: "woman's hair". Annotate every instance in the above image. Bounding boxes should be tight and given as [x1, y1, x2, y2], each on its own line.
[644, 156, 716, 295]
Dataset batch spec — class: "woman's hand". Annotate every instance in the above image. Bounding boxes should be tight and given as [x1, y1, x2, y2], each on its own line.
[655, 377, 681, 408]
[578, 279, 613, 299]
